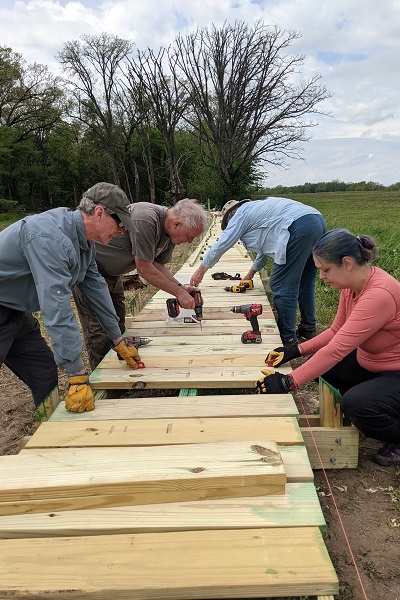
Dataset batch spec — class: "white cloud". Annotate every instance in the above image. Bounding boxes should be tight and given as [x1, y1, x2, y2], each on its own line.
[1, 0, 399, 185]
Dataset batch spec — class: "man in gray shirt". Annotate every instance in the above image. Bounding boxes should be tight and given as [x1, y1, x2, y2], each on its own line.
[0, 182, 143, 414]
[73, 198, 209, 370]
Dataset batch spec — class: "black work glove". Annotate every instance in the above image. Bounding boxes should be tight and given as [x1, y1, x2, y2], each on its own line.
[256, 369, 293, 394]
[265, 344, 301, 368]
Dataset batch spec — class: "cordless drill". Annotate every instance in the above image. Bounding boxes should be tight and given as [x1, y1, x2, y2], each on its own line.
[224, 284, 247, 293]
[166, 290, 204, 325]
[231, 304, 263, 343]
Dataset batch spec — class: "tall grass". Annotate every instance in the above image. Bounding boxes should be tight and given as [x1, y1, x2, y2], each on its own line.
[288, 191, 400, 327]
[0, 212, 27, 231]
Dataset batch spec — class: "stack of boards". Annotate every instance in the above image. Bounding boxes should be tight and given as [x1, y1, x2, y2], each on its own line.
[0, 217, 338, 599]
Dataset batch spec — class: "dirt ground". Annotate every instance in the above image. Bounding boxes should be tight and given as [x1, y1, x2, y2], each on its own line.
[1, 290, 399, 600]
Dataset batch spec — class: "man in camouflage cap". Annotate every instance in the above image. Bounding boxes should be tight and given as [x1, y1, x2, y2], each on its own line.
[0, 182, 143, 416]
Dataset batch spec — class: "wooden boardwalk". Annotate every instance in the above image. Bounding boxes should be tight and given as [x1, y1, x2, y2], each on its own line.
[0, 215, 338, 599]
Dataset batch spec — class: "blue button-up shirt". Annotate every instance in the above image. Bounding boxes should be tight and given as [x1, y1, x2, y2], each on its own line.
[0, 208, 121, 373]
[202, 197, 322, 271]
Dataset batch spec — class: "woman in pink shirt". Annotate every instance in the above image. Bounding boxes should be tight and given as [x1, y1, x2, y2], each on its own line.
[258, 228, 400, 467]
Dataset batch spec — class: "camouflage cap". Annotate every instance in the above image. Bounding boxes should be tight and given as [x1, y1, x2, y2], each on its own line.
[83, 182, 134, 232]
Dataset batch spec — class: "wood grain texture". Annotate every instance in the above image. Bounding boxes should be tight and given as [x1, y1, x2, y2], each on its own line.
[0, 527, 338, 599]
[0, 441, 287, 514]
[0, 483, 325, 538]
[49, 394, 299, 422]
[89, 364, 291, 390]
[26, 416, 303, 449]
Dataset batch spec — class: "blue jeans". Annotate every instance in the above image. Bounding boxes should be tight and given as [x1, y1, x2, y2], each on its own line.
[268, 213, 327, 343]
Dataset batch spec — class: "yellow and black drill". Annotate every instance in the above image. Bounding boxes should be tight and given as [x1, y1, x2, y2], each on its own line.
[224, 279, 254, 293]
[231, 303, 263, 343]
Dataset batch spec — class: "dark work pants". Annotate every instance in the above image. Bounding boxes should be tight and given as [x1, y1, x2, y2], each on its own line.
[321, 350, 400, 444]
[73, 273, 125, 371]
[0, 306, 58, 407]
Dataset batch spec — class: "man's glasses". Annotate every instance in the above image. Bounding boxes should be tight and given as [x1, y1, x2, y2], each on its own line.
[109, 213, 123, 228]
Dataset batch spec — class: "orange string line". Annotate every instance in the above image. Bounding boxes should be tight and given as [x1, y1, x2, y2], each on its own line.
[299, 407, 369, 600]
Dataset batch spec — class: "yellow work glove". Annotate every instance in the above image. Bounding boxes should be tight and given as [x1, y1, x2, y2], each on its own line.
[265, 344, 301, 367]
[112, 339, 144, 369]
[240, 279, 254, 290]
[256, 369, 293, 394]
[66, 372, 95, 412]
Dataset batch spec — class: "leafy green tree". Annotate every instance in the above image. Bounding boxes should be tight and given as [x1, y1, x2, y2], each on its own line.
[0, 46, 64, 204]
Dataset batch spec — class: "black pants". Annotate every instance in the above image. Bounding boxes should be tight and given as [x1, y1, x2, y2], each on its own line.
[322, 350, 400, 444]
[0, 306, 58, 407]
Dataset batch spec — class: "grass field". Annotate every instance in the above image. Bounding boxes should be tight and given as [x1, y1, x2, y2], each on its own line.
[286, 191, 400, 325]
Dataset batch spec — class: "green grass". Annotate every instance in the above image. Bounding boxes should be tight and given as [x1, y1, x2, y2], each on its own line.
[287, 191, 400, 327]
[0, 211, 27, 231]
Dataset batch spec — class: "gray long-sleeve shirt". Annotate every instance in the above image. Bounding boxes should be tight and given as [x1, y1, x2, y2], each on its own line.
[0, 208, 121, 373]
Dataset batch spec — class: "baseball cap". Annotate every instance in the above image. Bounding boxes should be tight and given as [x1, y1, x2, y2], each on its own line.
[221, 199, 252, 230]
[83, 182, 134, 232]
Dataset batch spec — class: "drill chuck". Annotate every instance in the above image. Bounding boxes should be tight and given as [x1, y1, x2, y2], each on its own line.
[125, 336, 152, 347]
[231, 305, 251, 314]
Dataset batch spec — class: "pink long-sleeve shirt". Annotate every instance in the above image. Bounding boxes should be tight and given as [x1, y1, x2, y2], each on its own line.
[291, 266, 400, 388]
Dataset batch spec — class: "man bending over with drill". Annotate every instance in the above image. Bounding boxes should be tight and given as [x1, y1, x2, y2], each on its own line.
[0, 183, 144, 414]
[73, 198, 210, 370]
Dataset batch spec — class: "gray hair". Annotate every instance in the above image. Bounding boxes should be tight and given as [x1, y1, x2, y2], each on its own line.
[77, 196, 97, 215]
[313, 228, 378, 266]
[169, 198, 210, 231]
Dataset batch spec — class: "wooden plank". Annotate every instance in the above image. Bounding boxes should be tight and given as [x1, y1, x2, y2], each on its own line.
[319, 378, 343, 427]
[1, 446, 313, 517]
[125, 319, 278, 332]
[0, 527, 338, 598]
[0, 441, 287, 515]
[301, 426, 359, 469]
[127, 335, 279, 346]
[100, 349, 276, 368]
[0, 482, 325, 538]
[26, 416, 303, 449]
[125, 319, 278, 333]
[89, 365, 291, 390]
[49, 394, 299, 422]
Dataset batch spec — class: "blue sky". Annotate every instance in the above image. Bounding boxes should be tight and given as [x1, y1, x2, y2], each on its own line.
[1, 0, 400, 187]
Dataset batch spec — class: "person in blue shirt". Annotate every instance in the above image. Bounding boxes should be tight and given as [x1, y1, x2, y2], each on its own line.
[0, 182, 143, 414]
[190, 197, 327, 345]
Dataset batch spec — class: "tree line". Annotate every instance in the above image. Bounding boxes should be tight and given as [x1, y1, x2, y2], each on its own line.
[259, 179, 400, 196]
[0, 21, 329, 210]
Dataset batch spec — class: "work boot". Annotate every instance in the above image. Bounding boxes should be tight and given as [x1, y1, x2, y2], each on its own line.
[296, 325, 317, 341]
[373, 443, 400, 466]
[283, 337, 299, 347]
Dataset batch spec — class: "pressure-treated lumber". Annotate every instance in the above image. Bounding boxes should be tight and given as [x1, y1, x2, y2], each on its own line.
[0, 482, 325, 539]
[99, 345, 278, 368]
[89, 364, 291, 390]
[0, 441, 286, 515]
[124, 318, 278, 333]
[49, 394, 299, 421]
[301, 426, 359, 469]
[319, 378, 343, 427]
[0, 527, 338, 599]
[26, 416, 303, 448]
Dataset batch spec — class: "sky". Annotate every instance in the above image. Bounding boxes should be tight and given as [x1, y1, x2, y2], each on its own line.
[1, 0, 400, 187]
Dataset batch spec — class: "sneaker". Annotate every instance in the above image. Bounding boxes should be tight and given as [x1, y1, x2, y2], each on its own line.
[373, 443, 400, 467]
[296, 326, 317, 341]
